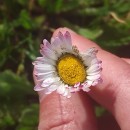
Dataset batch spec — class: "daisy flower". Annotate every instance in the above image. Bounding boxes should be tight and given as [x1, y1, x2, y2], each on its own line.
[33, 31, 102, 98]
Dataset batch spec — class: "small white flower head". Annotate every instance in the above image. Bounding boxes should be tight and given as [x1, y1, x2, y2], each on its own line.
[33, 31, 102, 98]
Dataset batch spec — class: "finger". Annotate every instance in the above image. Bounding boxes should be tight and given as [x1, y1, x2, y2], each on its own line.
[53, 27, 130, 130]
[38, 92, 97, 130]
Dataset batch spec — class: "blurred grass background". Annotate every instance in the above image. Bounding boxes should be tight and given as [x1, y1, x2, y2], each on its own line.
[0, 0, 130, 130]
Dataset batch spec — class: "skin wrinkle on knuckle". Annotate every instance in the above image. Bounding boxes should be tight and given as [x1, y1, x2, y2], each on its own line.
[49, 120, 76, 130]
[38, 113, 75, 130]
[38, 120, 76, 130]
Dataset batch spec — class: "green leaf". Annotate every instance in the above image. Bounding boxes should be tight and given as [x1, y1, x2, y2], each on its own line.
[18, 10, 35, 30]
[76, 28, 103, 40]
[0, 70, 38, 129]
[0, 70, 34, 105]
[19, 104, 39, 125]
[16, 104, 39, 130]
[38, 0, 46, 7]
[0, 110, 15, 127]
[17, 0, 28, 6]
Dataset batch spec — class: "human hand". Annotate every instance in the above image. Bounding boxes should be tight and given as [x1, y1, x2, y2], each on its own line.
[33, 28, 130, 130]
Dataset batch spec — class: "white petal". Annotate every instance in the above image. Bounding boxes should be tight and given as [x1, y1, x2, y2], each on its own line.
[34, 56, 56, 66]
[40, 41, 53, 57]
[63, 31, 72, 51]
[82, 80, 93, 87]
[70, 87, 80, 93]
[64, 31, 72, 46]
[63, 89, 69, 97]
[91, 81, 98, 86]
[34, 68, 56, 75]
[34, 70, 57, 82]
[87, 74, 101, 81]
[51, 37, 63, 55]
[34, 71, 55, 76]
[80, 53, 94, 66]
[35, 72, 57, 82]
[35, 75, 45, 82]
[85, 47, 98, 57]
[43, 39, 51, 49]
[66, 92, 71, 98]
[87, 80, 93, 86]
[43, 48, 57, 60]
[82, 86, 90, 92]
[52, 35, 70, 54]
[74, 82, 80, 88]
[39, 72, 57, 80]
[34, 84, 45, 91]
[87, 64, 101, 73]
[87, 68, 102, 76]
[48, 84, 59, 92]
[44, 89, 52, 94]
[35, 64, 55, 71]
[44, 39, 62, 58]
[41, 77, 60, 87]
[82, 82, 91, 92]
[92, 78, 103, 86]
[57, 84, 66, 94]
[35, 68, 54, 74]
[90, 58, 98, 65]
[41, 42, 58, 60]
[41, 41, 57, 58]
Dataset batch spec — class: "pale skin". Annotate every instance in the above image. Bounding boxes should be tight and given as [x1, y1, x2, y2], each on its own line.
[33, 28, 130, 130]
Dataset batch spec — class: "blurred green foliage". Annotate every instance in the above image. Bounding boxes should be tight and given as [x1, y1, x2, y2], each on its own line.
[0, 71, 38, 130]
[0, 0, 130, 129]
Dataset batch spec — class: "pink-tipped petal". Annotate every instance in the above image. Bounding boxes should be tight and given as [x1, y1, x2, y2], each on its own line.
[87, 63, 101, 73]
[34, 84, 44, 91]
[58, 31, 72, 51]
[87, 74, 101, 81]
[48, 84, 58, 92]
[41, 77, 60, 87]
[43, 39, 50, 47]
[86, 47, 98, 56]
[74, 82, 80, 88]
[82, 87, 90, 92]
[63, 89, 69, 97]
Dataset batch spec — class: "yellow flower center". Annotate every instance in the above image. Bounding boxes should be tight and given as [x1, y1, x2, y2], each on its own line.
[57, 54, 86, 86]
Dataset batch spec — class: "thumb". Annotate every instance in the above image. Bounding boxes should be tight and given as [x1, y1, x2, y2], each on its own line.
[38, 92, 97, 130]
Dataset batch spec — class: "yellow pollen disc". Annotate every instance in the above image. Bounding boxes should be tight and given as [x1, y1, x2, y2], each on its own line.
[57, 54, 86, 86]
